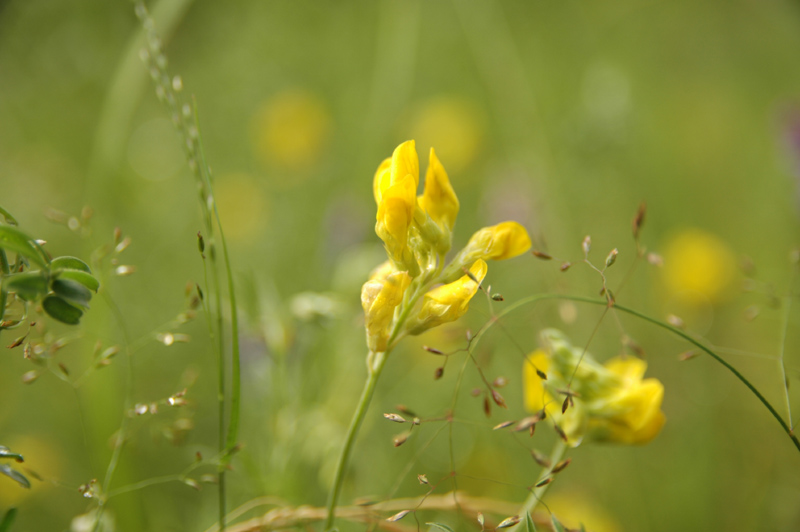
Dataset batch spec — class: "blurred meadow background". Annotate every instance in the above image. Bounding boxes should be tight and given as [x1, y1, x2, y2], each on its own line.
[2, 0, 800, 531]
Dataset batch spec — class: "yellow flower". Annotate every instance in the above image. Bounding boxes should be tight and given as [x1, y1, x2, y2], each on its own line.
[250, 88, 331, 175]
[588, 357, 666, 444]
[361, 270, 412, 352]
[465, 221, 532, 260]
[407, 259, 487, 334]
[523, 329, 665, 446]
[661, 228, 736, 305]
[390, 140, 420, 189]
[375, 174, 417, 265]
[418, 147, 459, 231]
[444, 221, 531, 281]
[404, 96, 483, 174]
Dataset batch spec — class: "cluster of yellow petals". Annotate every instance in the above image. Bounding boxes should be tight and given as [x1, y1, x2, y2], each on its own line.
[362, 140, 531, 353]
[524, 330, 665, 446]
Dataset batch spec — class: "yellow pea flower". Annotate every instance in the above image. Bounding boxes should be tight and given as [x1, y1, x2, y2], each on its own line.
[390, 140, 420, 189]
[375, 174, 417, 265]
[523, 349, 586, 445]
[587, 357, 666, 445]
[523, 329, 665, 446]
[465, 221, 532, 261]
[361, 270, 412, 352]
[418, 147, 459, 231]
[444, 221, 531, 281]
[407, 259, 487, 334]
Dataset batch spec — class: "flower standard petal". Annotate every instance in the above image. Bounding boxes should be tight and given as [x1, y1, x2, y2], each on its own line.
[376, 175, 417, 264]
[390, 140, 420, 188]
[419, 147, 459, 231]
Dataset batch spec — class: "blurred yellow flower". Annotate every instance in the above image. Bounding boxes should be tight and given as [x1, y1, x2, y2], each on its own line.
[405, 96, 483, 174]
[524, 329, 665, 446]
[407, 259, 487, 334]
[661, 228, 737, 305]
[361, 269, 412, 352]
[545, 492, 621, 532]
[250, 89, 331, 174]
[214, 173, 269, 241]
[0, 436, 62, 506]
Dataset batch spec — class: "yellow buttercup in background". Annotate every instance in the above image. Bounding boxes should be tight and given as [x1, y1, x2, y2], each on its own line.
[250, 88, 331, 176]
[661, 228, 737, 305]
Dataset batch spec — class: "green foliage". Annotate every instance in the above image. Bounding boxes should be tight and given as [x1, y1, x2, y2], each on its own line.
[0, 208, 98, 326]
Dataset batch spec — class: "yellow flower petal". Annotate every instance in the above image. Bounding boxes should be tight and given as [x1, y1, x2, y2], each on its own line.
[419, 147, 459, 230]
[604, 356, 647, 382]
[408, 259, 487, 333]
[376, 175, 417, 262]
[373, 157, 392, 205]
[362, 271, 412, 352]
[390, 140, 420, 189]
[465, 221, 532, 261]
[523, 350, 550, 412]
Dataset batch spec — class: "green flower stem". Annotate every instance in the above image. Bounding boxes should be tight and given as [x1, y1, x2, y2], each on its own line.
[509, 440, 567, 531]
[325, 278, 432, 531]
[324, 350, 389, 531]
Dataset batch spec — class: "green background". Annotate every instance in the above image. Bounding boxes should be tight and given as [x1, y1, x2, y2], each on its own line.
[1, 0, 800, 530]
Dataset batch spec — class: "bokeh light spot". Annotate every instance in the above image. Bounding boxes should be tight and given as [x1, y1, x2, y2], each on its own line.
[250, 89, 331, 176]
[214, 173, 269, 241]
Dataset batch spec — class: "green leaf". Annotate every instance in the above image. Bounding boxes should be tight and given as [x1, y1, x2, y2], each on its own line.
[0, 226, 48, 268]
[2, 272, 49, 301]
[54, 269, 99, 293]
[0, 206, 18, 226]
[0, 508, 17, 532]
[42, 296, 83, 325]
[426, 523, 455, 532]
[525, 512, 536, 532]
[51, 279, 92, 308]
[551, 515, 566, 532]
[50, 256, 90, 273]
[0, 464, 30, 489]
